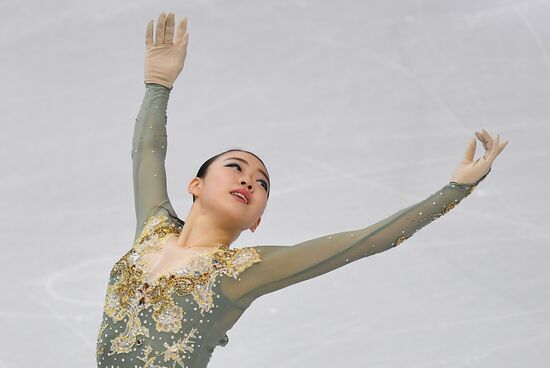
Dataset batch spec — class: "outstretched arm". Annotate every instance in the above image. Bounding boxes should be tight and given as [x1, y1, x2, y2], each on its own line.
[222, 130, 508, 309]
[132, 12, 189, 242]
[224, 179, 481, 308]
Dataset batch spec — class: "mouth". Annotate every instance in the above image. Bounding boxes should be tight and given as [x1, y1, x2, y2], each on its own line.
[230, 192, 248, 204]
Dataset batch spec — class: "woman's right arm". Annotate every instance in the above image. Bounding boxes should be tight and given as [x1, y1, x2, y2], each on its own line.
[132, 13, 189, 242]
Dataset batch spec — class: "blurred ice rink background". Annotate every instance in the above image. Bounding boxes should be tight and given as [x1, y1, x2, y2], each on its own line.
[0, 0, 548, 367]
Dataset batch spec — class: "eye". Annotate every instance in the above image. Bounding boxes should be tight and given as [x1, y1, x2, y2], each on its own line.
[226, 163, 269, 192]
[259, 180, 269, 191]
[226, 163, 241, 171]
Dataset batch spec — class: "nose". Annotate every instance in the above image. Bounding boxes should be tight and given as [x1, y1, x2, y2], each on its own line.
[240, 180, 252, 191]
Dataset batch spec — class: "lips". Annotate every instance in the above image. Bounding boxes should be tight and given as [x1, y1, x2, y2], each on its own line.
[229, 188, 251, 204]
[231, 192, 247, 204]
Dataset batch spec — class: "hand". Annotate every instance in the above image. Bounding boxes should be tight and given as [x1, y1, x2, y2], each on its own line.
[449, 128, 509, 186]
[144, 13, 189, 90]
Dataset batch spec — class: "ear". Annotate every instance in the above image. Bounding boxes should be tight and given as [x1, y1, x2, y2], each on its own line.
[187, 177, 202, 197]
[250, 217, 261, 232]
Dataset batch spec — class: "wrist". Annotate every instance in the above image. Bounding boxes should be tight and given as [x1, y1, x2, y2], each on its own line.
[144, 80, 173, 91]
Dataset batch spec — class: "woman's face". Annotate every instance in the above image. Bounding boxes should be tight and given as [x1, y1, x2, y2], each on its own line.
[190, 151, 270, 232]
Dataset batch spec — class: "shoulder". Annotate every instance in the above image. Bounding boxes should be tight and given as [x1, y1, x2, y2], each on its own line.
[241, 245, 288, 259]
[216, 246, 263, 274]
[218, 245, 292, 274]
[210, 246, 264, 283]
[132, 206, 184, 252]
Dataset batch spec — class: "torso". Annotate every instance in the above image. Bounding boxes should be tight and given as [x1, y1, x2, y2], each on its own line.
[96, 211, 262, 368]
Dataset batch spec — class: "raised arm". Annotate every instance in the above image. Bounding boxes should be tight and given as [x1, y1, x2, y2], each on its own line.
[132, 12, 189, 241]
[132, 83, 176, 240]
[222, 130, 508, 309]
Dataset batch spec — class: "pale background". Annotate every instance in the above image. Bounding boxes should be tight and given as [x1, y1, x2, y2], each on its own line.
[1, 0, 548, 367]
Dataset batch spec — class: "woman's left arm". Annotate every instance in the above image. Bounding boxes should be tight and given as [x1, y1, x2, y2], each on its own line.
[222, 130, 508, 309]
[131, 83, 177, 242]
[131, 13, 189, 242]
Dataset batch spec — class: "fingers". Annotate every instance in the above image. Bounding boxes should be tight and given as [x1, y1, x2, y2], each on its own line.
[155, 13, 167, 46]
[147, 13, 186, 49]
[476, 128, 510, 162]
[463, 137, 476, 162]
[177, 33, 189, 64]
[488, 133, 500, 162]
[164, 13, 175, 44]
[175, 17, 188, 47]
[145, 20, 153, 50]
[475, 130, 490, 151]
[474, 130, 483, 143]
[479, 131, 509, 162]
[499, 139, 509, 155]
[481, 128, 494, 150]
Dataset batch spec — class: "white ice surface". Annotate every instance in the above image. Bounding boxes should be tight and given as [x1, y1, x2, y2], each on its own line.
[0, 1, 548, 367]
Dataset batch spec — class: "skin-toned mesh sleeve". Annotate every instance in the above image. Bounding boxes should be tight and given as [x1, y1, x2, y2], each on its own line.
[132, 83, 178, 242]
[222, 174, 489, 310]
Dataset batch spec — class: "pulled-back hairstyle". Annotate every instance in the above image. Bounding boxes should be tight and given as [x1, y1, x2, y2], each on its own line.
[192, 148, 270, 203]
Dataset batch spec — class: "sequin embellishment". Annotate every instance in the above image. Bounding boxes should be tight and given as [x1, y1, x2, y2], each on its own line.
[102, 212, 261, 356]
[392, 183, 476, 247]
[137, 327, 199, 368]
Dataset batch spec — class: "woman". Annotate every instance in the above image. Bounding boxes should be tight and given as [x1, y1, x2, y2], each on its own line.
[96, 13, 508, 368]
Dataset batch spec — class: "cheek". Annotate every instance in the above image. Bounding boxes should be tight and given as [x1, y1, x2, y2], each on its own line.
[255, 195, 268, 210]
[218, 170, 236, 184]
[202, 180, 227, 200]
[208, 171, 232, 188]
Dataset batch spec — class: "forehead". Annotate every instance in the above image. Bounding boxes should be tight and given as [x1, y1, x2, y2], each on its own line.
[220, 152, 265, 168]
[218, 152, 269, 178]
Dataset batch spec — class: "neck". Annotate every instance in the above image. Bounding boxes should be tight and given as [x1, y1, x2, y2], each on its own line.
[175, 203, 240, 250]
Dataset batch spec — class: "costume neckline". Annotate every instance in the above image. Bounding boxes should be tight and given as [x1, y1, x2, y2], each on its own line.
[135, 234, 227, 285]
[138, 251, 218, 285]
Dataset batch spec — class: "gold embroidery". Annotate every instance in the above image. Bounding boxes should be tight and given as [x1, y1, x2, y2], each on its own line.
[96, 319, 108, 342]
[153, 301, 184, 333]
[96, 344, 104, 360]
[394, 234, 409, 246]
[101, 213, 262, 359]
[394, 188, 471, 247]
[95, 320, 109, 360]
[137, 327, 199, 368]
[442, 201, 457, 214]
[133, 213, 182, 254]
[109, 305, 150, 354]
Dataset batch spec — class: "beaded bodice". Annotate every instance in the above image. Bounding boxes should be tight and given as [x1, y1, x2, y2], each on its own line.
[96, 212, 262, 368]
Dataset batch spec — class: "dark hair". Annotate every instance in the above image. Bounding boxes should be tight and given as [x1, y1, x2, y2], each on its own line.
[192, 148, 270, 203]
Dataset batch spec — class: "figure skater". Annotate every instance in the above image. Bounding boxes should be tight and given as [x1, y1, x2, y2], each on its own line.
[96, 12, 509, 368]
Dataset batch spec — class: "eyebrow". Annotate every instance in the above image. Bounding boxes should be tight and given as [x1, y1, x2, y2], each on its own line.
[224, 157, 270, 185]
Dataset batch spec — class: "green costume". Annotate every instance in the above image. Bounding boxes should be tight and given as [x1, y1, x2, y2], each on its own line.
[96, 83, 488, 368]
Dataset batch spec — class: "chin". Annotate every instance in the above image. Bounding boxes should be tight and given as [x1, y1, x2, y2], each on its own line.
[212, 197, 251, 225]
